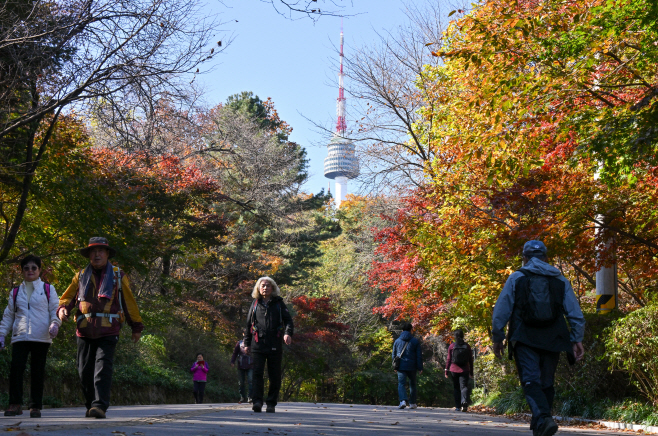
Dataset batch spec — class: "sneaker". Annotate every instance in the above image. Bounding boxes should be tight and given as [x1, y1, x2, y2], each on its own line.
[266, 405, 275, 413]
[30, 408, 41, 418]
[4, 404, 22, 416]
[536, 417, 558, 436]
[461, 403, 468, 412]
[398, 401, 406, 409]
[409, 404, 417, 409]
[88, 407, 106, 419]
[252, 402, 262, 413]
[248, 397, 253, 404]
[454, 407, 460, 412]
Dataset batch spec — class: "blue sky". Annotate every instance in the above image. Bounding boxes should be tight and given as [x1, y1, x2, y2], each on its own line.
[199, 0, 412, 196]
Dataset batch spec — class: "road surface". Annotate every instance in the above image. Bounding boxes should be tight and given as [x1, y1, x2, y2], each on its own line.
[0, 402, 630, 435]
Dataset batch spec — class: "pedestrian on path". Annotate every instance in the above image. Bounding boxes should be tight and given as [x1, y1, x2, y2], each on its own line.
[492, 240, 585, 436]
[392, 323, 423, 409]
[445, 329, 473, 412]
[0, 255, 61, 418]
[230, 332, 253, 404]
[243, 277, 293, 413]
[191, 353, 209, 404]
[58, 237, 144, 419]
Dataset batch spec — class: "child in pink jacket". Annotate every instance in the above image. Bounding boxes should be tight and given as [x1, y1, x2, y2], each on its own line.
[190, 353, 209, 404]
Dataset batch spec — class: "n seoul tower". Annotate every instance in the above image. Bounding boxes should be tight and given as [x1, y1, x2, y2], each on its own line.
[324, 24, 359, 208]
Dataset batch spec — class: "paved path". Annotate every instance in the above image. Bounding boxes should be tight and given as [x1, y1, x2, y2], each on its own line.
[0, 403, 629, 436]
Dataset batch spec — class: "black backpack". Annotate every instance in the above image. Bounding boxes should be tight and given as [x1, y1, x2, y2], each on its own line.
[451, 343, 470, 366]
[515, 269, 565, 328]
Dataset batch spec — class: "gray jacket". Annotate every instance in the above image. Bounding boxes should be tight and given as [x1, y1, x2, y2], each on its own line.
[492, 257, 585, 349]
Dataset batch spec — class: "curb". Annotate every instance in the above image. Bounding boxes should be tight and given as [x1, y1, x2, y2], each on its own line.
[553, 415, 658, 434]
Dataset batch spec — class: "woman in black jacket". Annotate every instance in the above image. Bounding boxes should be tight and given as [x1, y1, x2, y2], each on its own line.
[243, 277, 293, 413]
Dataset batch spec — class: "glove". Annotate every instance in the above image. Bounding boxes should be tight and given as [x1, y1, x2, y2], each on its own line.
[49, 323, 59, 339]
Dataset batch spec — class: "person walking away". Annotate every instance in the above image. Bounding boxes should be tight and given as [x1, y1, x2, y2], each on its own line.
[191, 353, 209, 403]
[444, 329, 474, 412]
[392, 323, 423, 409]
[492, 240, 585, 436]
[58, 237, 144, 419]
[0, 255, 61, 418]
[243, 277, 293, 413]
[231, 332, 253, 404]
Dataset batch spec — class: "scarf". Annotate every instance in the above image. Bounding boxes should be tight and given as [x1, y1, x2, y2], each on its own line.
[78, 262, 115, 301]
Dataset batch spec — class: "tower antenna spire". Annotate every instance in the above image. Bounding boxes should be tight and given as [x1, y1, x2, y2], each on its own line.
[336, 18, 346, 135]
[324, 20, 359, 208]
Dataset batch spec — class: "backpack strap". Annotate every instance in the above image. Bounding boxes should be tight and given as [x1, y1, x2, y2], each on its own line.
[12, 287, 19, 312]
[247, 299, 259, 342]
[44, 283, 51, 303]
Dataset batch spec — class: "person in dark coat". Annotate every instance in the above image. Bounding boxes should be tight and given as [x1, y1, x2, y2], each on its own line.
[392, 323, 423, 409]
[492, 240, 585, 436]
[445, 329, 474, 412]
[243, 277, 293, 413]
[231, 331, 254, 403]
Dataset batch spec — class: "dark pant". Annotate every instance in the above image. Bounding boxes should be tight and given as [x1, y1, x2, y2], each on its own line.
[9, 341, 50, 409]
[397, 370, 417, 404]
[193, 381, 206, 403]
[252, 351, 282, 407]
[514, 343, 560, 430]
[77, 335, 118, 412]
[450, 371, 470, 408]
[238, 368, 253, 401]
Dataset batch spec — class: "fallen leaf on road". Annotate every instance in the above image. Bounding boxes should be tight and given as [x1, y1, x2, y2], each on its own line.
[391, 421, 400, 425]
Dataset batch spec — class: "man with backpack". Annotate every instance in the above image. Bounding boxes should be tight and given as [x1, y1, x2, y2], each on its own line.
[392, 323, 423, 409]
[445, 329, 473, 412]
[58, 237, 144, 419]
[492, 240, 585, 436]
[231, 331, 254, 404]
[243, 277, 293, 413]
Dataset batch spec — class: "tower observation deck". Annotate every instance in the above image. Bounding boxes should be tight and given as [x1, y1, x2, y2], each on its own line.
[324, 25, 359, 207]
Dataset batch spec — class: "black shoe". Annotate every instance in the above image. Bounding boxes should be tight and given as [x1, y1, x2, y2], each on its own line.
[88, 407, 106, 419]
[30, 408, 41, 418]
[266, 405, 275, 413]
[252, 402, 262, 413]
[536, 417, 558, 436]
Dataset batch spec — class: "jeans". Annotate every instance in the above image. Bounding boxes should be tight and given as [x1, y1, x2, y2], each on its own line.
[193, 381, 206, 403]
[514, 343, 560, 430]
[77, 335, 119, 412]
[397, 370, 417, 404]
[238, 368, 253, 401]
[252, 350, 282, 406]
[9, 341, 50, 409]
[450, 371, 470, 408]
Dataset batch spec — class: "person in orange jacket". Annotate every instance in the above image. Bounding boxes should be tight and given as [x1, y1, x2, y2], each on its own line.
[58, 237, 144, 419]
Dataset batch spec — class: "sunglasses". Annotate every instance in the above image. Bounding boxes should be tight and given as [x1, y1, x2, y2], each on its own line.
[22, 265, 39, 272]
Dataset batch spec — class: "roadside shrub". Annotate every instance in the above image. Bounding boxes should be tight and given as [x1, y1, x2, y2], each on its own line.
[605, 304, 658, 406]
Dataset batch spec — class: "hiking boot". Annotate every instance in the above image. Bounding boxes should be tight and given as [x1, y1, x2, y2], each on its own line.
[252, 402, 262, 413]
[461, 404, 468, 412]
[536, 417, 558, 436]
[85, 409, 92, 418]
[409, 403, 417, 409]
[4, 404, 22, 416]
[30, 408, 41, 418]
[398, 401, 406, 409]
[88, 407, 106, 419]
[266, 405, 275, 413]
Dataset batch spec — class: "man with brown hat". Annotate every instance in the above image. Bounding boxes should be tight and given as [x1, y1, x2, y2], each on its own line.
[58, 237, 144, 419]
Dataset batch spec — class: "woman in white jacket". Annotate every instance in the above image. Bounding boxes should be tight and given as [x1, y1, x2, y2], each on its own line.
[0, 255, 61, 418]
